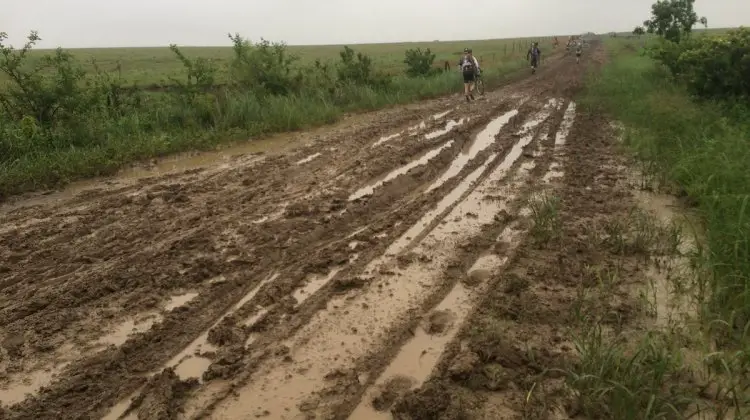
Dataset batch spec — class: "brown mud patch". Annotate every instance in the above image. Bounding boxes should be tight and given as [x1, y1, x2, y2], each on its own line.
[392, 42, 722, 420]
[2, 46, 581, 419]
[129, 369, 198, 420]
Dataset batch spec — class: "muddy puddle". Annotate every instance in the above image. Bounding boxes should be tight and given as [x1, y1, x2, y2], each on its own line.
[349, 141, 455, 201]
[165, 292, 200, 311]
[0, 133, 291, 213]
[296, 152, 322, 165]
[424, 118, 469, 140]
[0, 369, 63, 406]
[387, 153, 497, 256]
[425, 109, 518, 193]
[102, 274, 279, 420]
[293, 268, 343, 307]
[348, 106, 575, 418]
[97, 315, 161, 347]
[431, 110, 453, 120]
[209, 104, 552, 418]
[2, 291, 202, 407]
[388, 103, 554, 256]
[372, 132, 402, 148]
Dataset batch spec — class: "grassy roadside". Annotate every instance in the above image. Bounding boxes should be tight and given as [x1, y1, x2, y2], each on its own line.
[0, 58, 525, 200]
[567, 38, 750, 418]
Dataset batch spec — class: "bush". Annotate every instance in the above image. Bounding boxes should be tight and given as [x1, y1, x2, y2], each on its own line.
[649, 27, 750, 99]
[337, 46, 391, 89]
[404, 47, 438, 77]
[0, 31, 92, 126]
[227, 33, 303, 96]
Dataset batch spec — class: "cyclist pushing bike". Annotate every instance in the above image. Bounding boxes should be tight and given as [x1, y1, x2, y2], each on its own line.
[527, 42, 541, 74]
[458, 48, 481, 102]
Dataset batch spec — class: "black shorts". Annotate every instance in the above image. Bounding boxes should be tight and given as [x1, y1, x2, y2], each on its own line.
[463, 71, 476, 83]
[576, 52, 581, 57]
[530, 57, 539, 67]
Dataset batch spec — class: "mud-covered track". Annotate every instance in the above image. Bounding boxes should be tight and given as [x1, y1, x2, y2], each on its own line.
[0, 44, 597, 420]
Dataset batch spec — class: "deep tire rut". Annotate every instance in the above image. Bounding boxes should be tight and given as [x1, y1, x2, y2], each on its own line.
[0, 45, 596, 420]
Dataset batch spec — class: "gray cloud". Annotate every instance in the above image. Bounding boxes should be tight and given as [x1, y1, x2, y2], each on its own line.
[3, 0, 749, 48]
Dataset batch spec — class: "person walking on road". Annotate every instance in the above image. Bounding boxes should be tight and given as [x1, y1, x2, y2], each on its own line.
[527, 42, 541, 74]
[575, 43, 582, 64]
[458, 48, 480, 102]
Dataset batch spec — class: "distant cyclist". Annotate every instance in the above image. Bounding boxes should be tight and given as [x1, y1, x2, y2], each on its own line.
[458, 48, 480, 102]
[575, 43, 582, 63]
[527, 42, 541, 74]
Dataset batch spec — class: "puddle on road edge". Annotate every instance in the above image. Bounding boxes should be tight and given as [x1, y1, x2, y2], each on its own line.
[349, 141, 455, 201]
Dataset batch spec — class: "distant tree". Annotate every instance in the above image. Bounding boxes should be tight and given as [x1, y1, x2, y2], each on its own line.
[643, 0, 706, 43]
[633, 26, 646, 37]
[699, 16, 708, 28]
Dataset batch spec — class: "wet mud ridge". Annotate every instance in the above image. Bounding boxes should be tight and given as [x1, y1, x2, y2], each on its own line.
[1, 44, 598, 420]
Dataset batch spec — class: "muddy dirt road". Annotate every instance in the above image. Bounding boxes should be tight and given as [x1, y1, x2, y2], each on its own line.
[1, 45, 601, 419]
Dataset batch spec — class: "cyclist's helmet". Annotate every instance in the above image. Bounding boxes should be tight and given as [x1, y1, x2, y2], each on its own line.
[464, 48, 472, 53]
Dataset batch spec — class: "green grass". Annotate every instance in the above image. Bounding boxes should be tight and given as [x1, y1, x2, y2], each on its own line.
[0, 34, 563, 197]
[5, 36, 560, 87]
[567, 37, 750, 419]
[0, 62, 527, 197]
[582, 38, 750, 328]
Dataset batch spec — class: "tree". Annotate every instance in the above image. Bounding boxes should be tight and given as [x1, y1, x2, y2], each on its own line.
[633, 26, 646, 37]
[643, 0, 706, 43]
[699, 16, 708, 28]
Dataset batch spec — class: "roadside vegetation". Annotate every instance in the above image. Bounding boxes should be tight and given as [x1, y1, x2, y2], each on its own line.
[0, 33, 544, 198]
[570, 0, 750, 417]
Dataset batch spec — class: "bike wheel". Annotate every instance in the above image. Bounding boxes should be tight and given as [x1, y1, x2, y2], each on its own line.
[476, 78, 485, 95]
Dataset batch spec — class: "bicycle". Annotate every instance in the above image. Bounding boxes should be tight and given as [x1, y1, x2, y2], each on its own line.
[474, 70, 485, 96]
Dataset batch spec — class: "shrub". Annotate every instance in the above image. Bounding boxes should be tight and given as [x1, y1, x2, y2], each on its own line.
[227, 33, 303, 96]
[404, 47, 438, 77]
[337, 46, 390, 89]
[0, 31, 92, 126]
[649, 27, 750, 99]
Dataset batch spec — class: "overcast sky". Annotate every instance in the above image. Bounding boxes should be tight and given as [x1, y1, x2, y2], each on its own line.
[3, 0, 749, 48]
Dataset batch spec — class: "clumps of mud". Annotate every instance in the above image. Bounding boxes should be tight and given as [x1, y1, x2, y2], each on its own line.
[371, 375, 416, 411]
[446, 351, 480, 381]
[396, 252, 433, 269]
[128, 368, 198, 420]
[391, 380, 471, 420]
[207, 315, 244, 347]
[333, 276, 370, 293]
[423, 310, 457, 335]
[203, 345, 245, 381]
[462, 268, 492, 287]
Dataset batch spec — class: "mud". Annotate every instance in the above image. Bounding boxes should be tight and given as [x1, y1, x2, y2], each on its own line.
[0, 45, 607, 420]
[390, 45, 703, 419]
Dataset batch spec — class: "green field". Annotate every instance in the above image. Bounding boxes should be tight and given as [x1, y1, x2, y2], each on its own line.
[0, 33, 574, 197]
[22, 36, 561, 87]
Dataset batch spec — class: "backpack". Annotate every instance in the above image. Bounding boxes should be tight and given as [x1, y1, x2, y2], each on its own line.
[461, 57, 475, 72]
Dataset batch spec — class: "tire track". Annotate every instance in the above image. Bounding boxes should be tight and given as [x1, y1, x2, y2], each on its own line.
[0, 50, 584, 420]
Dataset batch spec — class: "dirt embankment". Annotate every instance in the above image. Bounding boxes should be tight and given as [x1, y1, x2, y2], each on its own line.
[1, 43, 599, 420]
